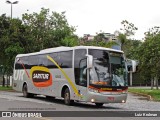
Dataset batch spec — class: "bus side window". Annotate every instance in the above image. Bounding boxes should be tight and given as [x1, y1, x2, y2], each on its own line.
[21, 56, 29, 69]
[28, 55, 39, 68]
[47, 53, 58, 68]
[59, 51, 72, 68]
[15, 57, 23, 69]
[74, 49, 87, 87]
[38, 54, 48, 67]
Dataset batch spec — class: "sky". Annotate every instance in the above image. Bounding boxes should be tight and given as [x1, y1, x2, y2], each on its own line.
[1, 0, 160, 40]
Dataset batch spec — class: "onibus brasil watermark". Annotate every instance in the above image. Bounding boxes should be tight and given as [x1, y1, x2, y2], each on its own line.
[2, 112, 42, 118]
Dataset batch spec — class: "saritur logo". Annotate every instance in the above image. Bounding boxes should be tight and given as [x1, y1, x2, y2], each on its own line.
[30, 66, 52, 87]
[32, 71, 50, 82]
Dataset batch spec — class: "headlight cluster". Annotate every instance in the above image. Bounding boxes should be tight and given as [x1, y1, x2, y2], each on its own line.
[89, 88, 99, 93]
[122, 90, 128, 94]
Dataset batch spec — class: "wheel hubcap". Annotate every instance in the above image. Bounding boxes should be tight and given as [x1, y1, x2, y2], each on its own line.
[65, 93, 69, 103]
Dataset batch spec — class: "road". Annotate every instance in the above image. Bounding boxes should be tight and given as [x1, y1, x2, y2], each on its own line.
[0, 91, 160, 120]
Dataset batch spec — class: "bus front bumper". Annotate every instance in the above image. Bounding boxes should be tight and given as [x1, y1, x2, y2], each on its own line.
[84, 92, 127, 103]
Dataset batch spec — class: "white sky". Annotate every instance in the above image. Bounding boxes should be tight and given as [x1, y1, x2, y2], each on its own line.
[1, 0, 160, 40]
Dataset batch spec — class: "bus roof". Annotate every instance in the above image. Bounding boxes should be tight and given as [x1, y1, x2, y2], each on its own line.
[16, 46, 123, 57]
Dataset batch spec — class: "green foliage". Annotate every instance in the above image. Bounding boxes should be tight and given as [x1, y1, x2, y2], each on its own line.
[61, 35, 79, 47]
[117, 33, 127, 51]
[118, 20, 138, 52]
[22, 8, 77, 51]
[131, 26, 160, 89]
[0, 86, 13, 91]
[82, 33, 118, 48]
[138, 32, 160, 79]
[125, 40, 142, 59]
[0, 8, 78, 75]
[120, 20, 138, 36]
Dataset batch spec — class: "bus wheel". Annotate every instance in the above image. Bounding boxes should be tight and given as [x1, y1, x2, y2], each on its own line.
[23, 84, 34, 98]
[95, 103, 104, 107]
[64, 88, 73, 105]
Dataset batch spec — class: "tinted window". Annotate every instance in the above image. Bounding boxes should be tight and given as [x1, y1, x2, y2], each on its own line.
[59, 51, 72, 68]
[89, 49, 110, 86]
[89, 49, 109, 60]
[15, 57, 29, 69]
[74, 49, 87, 87]
[47, 53, 59, 68]
[28, 55, 39, 68]
[38, 54, 48, 67]
[22, 56, 29, 69]
[47, 51, 73, 68]
[15, 57, 23, 69]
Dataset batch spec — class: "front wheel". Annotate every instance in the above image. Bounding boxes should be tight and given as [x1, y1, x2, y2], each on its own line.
[22, 84, 34, 98]
[64, 88, 73, 105]
[95, 103, 104, 107]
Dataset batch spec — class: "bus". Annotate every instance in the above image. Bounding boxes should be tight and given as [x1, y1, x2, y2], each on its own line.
[13, 46, 128, 106]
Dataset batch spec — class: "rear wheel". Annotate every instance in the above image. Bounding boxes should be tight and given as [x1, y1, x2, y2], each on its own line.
[22, 84, 34, 98]
[95, 103, 104, 107]
[64, 88, 73, 105]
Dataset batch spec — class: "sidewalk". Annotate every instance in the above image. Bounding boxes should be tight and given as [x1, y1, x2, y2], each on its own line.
[129, 86, 160, 89]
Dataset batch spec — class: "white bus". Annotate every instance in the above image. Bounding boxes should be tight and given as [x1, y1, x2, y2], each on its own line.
[13, 46, 128, 106]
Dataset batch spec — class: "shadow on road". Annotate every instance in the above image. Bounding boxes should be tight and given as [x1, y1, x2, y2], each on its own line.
[18, 95, 122, 110]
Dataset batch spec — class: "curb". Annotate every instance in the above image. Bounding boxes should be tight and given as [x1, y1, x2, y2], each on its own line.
[129, 91, 153, 101]
[0, 90, 15, 92]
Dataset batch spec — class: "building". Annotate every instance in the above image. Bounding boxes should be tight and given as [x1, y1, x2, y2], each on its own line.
[82, 33, 121, 50]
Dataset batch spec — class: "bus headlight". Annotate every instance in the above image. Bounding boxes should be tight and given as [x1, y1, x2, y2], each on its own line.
[89, 88, 99, 93]
[91, 98, 95, 102]
[122, 90, 128, 94]
[122, 100, 126, 103]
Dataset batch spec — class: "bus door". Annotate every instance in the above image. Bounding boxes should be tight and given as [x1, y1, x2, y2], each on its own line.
[78, 57, 88, 101]
[74, 49, 88, 101]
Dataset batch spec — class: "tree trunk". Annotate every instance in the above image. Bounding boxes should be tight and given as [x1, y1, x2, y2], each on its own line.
[151, 78, 153, 90]
[155, 76, 159, 90]
[7, 75, 9, 87]
[129, 72, 132, 86]
[2, 75, 5, 87]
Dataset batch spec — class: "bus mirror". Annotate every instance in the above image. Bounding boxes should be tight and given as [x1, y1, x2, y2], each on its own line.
[86, 55, 93, 69]
[127, 60, 137, 72]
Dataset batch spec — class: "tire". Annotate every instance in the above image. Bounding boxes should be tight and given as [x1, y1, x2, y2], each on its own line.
[64, 88, 73, 105]
[95, 103, 104, 107]
[22, 84, 34, 98]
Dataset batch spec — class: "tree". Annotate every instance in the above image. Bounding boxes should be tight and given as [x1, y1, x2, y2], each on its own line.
[61, 35, 79, 47]
[0, 14, 13, 86]
[22, 8, 77, 51]
[120, 20, 138, 37]
[0, 8, 78, 83]
[0, 15, 26, 86]
[137, 27, 160, 89]
[125, 40, 142, 59]
[118, 20, 138, 52]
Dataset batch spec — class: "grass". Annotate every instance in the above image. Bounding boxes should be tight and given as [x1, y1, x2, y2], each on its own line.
[129, 88, 160, 101]
[0, 86, 13, 91]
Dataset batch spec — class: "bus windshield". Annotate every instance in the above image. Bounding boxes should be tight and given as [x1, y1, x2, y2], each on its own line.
[88, 49, 127, 87]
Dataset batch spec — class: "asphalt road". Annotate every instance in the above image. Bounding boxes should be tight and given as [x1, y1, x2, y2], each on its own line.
[0, 91, 160, 120]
